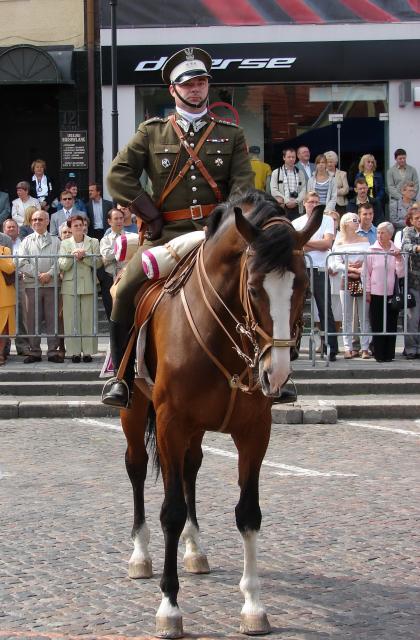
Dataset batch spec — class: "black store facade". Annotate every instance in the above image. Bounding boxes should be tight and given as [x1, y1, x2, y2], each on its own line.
[101, 38, 420, 185]
[0, 45, 90, 201]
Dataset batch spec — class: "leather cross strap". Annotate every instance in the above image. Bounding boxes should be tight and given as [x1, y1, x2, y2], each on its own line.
[169, 115, 223, 204]
[157, 117, 218, 209]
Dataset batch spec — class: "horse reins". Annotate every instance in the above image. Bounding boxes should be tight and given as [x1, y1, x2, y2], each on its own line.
[180, 217, 304, 411]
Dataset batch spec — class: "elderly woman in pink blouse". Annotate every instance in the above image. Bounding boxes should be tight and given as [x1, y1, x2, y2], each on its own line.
[365, 222, 405, 362]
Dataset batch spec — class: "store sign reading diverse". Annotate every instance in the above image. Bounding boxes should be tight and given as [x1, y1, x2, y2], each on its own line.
[135, 57, 297, 72]
[100, 41, 420, 85]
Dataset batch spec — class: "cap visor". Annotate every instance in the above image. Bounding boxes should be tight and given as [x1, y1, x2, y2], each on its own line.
[174, 70, 212, 84]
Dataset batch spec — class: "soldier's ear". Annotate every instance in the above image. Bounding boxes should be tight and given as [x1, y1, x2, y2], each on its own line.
[168, 85, 175, 99]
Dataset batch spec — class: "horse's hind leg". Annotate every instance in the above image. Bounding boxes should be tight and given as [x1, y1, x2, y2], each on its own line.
[233, 420, 271, 636]
[181, 432, 210, 574]
[121, 385, 152, 579]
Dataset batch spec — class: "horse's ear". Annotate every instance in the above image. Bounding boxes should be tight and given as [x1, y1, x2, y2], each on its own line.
[295, 204, 325, 249]
[234, 206, 260, 244]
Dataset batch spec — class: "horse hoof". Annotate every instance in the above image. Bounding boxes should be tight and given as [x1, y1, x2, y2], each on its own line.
[184, 554, 210, 574]
[240, 612, 271, 636]
[155, 615, 184, 638]
[128, 558, 153, 579]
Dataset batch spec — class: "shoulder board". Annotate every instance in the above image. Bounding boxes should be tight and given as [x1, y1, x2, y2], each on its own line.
[143, 116, 169, 125]
[210, 117, 238, 128]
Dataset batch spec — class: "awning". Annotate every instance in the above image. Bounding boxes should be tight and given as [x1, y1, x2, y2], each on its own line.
[0, 45, 74, 84]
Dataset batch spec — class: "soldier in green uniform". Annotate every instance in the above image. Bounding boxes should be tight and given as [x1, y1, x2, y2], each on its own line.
[102, 47, 253, 407]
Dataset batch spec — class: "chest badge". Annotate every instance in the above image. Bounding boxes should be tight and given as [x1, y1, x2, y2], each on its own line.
[161, 158, 171, 168]
[215, 157, 224, 166]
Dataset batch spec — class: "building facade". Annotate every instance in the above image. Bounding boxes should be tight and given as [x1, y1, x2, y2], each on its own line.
[0, 0, 101, 203]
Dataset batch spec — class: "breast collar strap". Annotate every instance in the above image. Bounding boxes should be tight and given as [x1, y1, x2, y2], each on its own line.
[180, 217, 299, 389]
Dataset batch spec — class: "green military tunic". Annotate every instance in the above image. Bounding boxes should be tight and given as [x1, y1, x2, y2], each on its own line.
[108, 112, 253, 324]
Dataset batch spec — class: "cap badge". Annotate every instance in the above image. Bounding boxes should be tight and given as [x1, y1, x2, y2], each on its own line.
[184, 48, 194, 61]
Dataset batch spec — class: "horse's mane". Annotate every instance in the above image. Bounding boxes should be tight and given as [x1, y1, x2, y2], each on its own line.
[206, 189, 296, 274]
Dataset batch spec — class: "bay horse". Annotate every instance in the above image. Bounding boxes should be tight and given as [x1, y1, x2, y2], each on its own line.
[120, 192, 323, 638]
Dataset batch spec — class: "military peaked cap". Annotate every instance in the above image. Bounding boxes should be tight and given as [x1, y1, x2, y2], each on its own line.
[162, 47, 212, 85]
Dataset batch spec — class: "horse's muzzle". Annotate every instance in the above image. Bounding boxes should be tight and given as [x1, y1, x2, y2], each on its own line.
[259, 357, 291, 397]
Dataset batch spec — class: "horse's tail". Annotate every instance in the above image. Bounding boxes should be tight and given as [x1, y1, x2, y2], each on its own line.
[145, 403, 160, 479]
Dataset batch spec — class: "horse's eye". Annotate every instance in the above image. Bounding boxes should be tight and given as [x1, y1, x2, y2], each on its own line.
[248, 286, 258, 298]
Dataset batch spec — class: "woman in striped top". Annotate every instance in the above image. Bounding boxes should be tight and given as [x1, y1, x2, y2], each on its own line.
[307, 154, 337, 213]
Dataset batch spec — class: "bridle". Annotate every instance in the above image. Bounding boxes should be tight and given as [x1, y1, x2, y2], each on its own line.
[180, 217, 304, 395]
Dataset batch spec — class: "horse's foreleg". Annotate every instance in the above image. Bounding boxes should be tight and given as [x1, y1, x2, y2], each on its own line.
[156, 426, 187, 639]
[181, 432, 210, 574]
[233, 426, 271, 636]
[121, 385, 152, 579]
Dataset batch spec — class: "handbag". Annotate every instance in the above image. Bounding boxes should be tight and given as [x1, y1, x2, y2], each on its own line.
[388, 277, 416, 312]
[347, 277, 363, 297]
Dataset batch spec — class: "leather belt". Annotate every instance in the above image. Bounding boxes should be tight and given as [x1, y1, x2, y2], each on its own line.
[163, 204, 215, 222]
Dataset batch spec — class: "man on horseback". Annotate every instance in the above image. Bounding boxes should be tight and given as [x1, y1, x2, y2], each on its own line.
[102, 47, 254, 407]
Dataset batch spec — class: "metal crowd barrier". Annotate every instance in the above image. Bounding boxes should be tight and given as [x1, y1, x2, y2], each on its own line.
[0, 253, 99, 338]
[322, 250, 416, 366]
[1, 251, 418, 367]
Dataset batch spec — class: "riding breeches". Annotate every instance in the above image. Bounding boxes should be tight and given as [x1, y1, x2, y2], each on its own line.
[110, 218, 207, 325]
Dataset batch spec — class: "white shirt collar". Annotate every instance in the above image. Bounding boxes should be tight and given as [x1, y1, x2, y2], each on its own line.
[176, 106, 208, 122]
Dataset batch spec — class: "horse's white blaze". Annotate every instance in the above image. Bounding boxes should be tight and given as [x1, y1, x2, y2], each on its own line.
[263, 270, 294, 393]
[157, 594, 182, 618]
[130, 522, 151, 565]
[239, 530, 266, 616]
[181, 519, 204, 560]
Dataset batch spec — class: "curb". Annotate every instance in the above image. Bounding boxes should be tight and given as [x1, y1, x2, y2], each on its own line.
[0, 399, 336, 423]
[0, 399, 119, 420]
[272, 404, 337, 424]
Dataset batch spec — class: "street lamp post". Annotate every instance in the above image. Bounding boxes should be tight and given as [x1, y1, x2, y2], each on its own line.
[110, 0, 118, 159]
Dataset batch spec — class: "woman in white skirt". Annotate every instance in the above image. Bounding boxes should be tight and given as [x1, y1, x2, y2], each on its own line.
[331, 213, 371, 359]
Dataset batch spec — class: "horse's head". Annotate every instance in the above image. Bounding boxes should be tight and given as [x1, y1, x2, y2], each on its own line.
[234, 200, 324, 397]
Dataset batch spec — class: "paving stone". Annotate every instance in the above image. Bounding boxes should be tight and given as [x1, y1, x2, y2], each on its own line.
[0, 416, 419, 639]
[301, 405, 338, 424]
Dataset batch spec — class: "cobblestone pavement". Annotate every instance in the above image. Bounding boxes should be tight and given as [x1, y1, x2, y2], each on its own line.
[1, 416, 419, 640]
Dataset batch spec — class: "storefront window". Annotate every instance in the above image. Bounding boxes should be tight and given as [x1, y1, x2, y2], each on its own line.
[135, 82, 388, 175]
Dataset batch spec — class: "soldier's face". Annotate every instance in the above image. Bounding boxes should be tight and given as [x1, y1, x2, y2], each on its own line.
[169, 77, 209, 111]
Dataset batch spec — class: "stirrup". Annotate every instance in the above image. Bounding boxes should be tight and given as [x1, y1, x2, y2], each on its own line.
[101, 376, 131, 409]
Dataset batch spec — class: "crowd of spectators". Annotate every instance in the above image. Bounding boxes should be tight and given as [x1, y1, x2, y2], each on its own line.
[0, 158, 139, 366]
[0, 147, 419, 367]
[264, 145, 419, 362]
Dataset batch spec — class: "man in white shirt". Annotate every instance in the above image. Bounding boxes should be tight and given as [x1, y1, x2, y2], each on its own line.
[99, 208, 126, 320]
[270, 147, 306, 221]
[87, 183, 113, 240]
[292, 191, 338, 361]
[296, 145, 315, 185]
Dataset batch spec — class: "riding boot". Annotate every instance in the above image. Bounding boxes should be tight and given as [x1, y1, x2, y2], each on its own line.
[102, 320, 135, 408]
